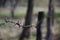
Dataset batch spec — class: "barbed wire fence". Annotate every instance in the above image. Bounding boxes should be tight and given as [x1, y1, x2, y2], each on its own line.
[0, 0, 55, 40]
[0, 11, 45, 40]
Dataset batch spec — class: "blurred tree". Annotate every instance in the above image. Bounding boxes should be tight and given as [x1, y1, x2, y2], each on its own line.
[0, 0, 7, 7]
[46, 0, 54, 40]
[0, 0, 3, 7]
[57, 0, 60, 7]
[2, 0, 7, 7]
[10, 0, 19, 18]
[19, 0, 34, 40]
[0, 0, 19, 18]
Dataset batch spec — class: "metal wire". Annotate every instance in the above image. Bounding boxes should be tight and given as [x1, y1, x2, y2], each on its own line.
[0, 18, 42, 28]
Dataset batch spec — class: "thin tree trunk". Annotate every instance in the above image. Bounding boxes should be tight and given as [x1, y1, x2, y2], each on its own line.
[48, 0, 54, 26]
[46, 0, 54, 40]
[2, 0, 7, 7]
[19, 0, 34, 40]
[10, 0, 19, 18]
[0, 0, 4, 7]
[36, 12, 44, 40]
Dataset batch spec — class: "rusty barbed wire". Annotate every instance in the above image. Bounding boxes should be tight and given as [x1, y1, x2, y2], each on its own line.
[0, 18, 42, 28]
[4, 18, 37, 28]
[5, 19, 43, 28]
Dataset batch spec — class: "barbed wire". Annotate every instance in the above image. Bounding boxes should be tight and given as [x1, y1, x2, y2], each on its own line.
[4, 18, 37, 28]
[0, 18, 43, 28]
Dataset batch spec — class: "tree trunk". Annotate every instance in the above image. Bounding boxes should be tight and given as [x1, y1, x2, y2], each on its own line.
[2, 0, 7, 7]
[19, 0, 34, 40]
[10, 0, 19, 18]
[46, 0, 54, 40]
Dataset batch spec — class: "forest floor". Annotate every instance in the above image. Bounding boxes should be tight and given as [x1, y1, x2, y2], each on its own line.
[0, 16, 60, 40]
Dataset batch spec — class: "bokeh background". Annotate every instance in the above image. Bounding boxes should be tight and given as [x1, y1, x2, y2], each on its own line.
[0, 0, 60, 40]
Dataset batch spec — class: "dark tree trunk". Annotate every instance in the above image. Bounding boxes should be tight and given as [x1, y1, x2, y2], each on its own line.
[0, 0, 3, 7]
[0, 0, 7, 7]
[2, 0, 7, 7]
[10, 0, 19, 18]
[48, 0, 54, 26]
[19, 0, 34, 40]
[46, 0, 54, 40]
[46, 17, 51, 40]
[36, 12, 44, 40]
[57, 0, 60, 7]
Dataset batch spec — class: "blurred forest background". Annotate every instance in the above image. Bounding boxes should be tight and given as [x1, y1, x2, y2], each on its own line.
[0, 0, 60, 40]
[0, 0, 60, 15]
